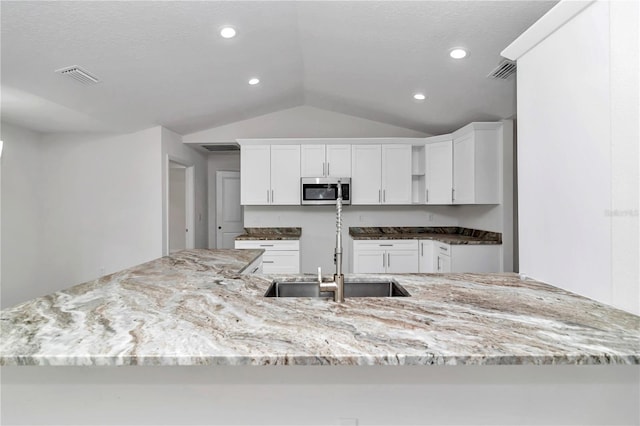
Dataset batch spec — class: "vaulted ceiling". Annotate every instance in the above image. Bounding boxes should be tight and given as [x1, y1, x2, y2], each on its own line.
[0, 1, 556, 136]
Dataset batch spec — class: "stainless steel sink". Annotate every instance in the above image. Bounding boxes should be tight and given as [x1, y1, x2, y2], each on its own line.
[264, 279, 410, 298]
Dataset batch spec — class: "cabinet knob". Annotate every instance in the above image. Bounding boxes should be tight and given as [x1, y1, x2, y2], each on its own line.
[218, 226, 222, 230]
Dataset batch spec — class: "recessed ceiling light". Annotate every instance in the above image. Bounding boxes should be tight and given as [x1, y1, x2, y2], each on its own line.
[220, 26, 237, 39]
[449, 48, 468, 59]
[413, 93, 426, 101]
[248, 78, 260, 85]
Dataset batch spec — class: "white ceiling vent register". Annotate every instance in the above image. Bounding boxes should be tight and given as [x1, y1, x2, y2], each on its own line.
[487, 59, 516, 80]
[55, 65, 101, 85]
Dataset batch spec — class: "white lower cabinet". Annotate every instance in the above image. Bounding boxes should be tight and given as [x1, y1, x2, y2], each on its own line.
[352, 240, 419, 273]
[434, 242, 501, 273]
[418, 240, 434, 272]
[434, 242, 452, 272]
[354, 239, 500, 273]
[234, 240, 300, 274]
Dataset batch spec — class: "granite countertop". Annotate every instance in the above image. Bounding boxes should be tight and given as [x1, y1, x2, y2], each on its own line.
[235, 227, 302, 241]
[349, 227, 502, 245]
[1, 249, 638, 366]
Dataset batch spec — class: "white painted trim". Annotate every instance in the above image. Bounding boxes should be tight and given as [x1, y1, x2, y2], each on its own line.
[451, 122, 503, 139]
[236, 137, 425, 146]
[164, 155, 196, 255]
[501, 0, 595, 60]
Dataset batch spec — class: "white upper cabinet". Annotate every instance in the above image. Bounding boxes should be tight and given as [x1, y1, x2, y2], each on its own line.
[351, 145, 382, 204]
[301, 144, 351, 177]
[425, 140, 453, 204]
[271, 145, 301, 205]
[325, 145, 351, 177]
[241, 145, 271, 205]
[352, 144, 412, 205]
[452, 123, 501, 204]
[381, 144, 412, 204]
[241, 144, 300, 205]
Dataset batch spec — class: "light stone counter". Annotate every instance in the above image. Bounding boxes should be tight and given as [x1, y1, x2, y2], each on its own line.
[1, 249, 638, 366]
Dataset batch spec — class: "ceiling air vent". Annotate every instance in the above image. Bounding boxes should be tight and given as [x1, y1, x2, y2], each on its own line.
[201, 144, 240, 152]
[55, 65, 101, 85]
[488, 59, 516, 80]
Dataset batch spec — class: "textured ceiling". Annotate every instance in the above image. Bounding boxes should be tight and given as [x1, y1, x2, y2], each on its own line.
[0, 1, 556, 135]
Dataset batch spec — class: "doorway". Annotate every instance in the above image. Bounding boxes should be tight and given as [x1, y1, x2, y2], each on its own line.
[168, 160, 195, 254]
[216, 171, 243, 248]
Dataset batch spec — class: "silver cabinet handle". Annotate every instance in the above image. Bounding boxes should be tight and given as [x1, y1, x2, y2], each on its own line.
[263, 260, 274, 264]
[383, 189, 386, 203]
[327, 163, 330, 176]
[266, 189, 270, 203]
[251, 266, 259, 273]
[437, 257, 441, 271]
[322, 162, 326, 177]
[387, 253, 391, 268]
[426, 189, 429, 203]
[271, 189, 274, 203]
[379, 244, 393, 247]
[452, 188, 455, 202]
[259, 244, 274, 247]
[382, 252, 386, 268]
[421, 242, 424, 256]
[378, 189, 381, 203]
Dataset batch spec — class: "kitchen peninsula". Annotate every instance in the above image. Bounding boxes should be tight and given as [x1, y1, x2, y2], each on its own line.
[1, 249, 638, 424]
[2, 249, 638, 366]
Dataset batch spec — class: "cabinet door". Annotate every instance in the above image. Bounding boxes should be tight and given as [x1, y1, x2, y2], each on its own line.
[381, 144, 412, 204]
[301, 144, 326, 177]
[453, 133, 475, 204]
[386, 249, 419, 273]
[435, 254, 451, 272]
[241, 145, 271, 205]
[326, 144, 352, 177]
[351, 145, 382, 204]
[270, 145, 301, 205]
[353, 250, 385, 273]
[426, 141, 453, 204]
[418, 240, 434, 273]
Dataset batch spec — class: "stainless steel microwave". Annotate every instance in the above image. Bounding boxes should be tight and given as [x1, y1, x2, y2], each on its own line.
[301, 177, 351, 205]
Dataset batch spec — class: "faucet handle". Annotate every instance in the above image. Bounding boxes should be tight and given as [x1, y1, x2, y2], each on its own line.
[317, 266, 322, 284]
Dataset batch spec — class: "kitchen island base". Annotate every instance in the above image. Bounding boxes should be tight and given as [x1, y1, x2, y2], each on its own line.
[2, 365, 638, 425]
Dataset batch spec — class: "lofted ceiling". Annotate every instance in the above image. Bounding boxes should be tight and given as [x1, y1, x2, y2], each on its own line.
[0, 1, 557, 136]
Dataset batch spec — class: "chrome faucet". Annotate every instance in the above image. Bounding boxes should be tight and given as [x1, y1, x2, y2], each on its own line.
[317, 180, 345, 302]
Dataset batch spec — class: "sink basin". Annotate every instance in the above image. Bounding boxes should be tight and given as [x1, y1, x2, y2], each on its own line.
[264, 279, 410, 298]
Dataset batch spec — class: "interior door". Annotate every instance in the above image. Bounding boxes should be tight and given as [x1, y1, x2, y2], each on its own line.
[216, 171, 244, 249]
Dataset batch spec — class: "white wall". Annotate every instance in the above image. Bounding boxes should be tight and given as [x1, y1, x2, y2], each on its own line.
[509, 0, 639, 314]
[161, 127, 208, 252]
[0, 123, 43, 308]
[37, 127, 164, 297]
[207, 152, 241, 248]
[183, 105, 428, 144]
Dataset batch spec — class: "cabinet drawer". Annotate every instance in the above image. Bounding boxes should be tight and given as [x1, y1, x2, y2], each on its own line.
[235, 240, 300, 251]
[354, 240, 418, 251]
[435, 242, 451, 257]
[262, 251, 300, 274]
